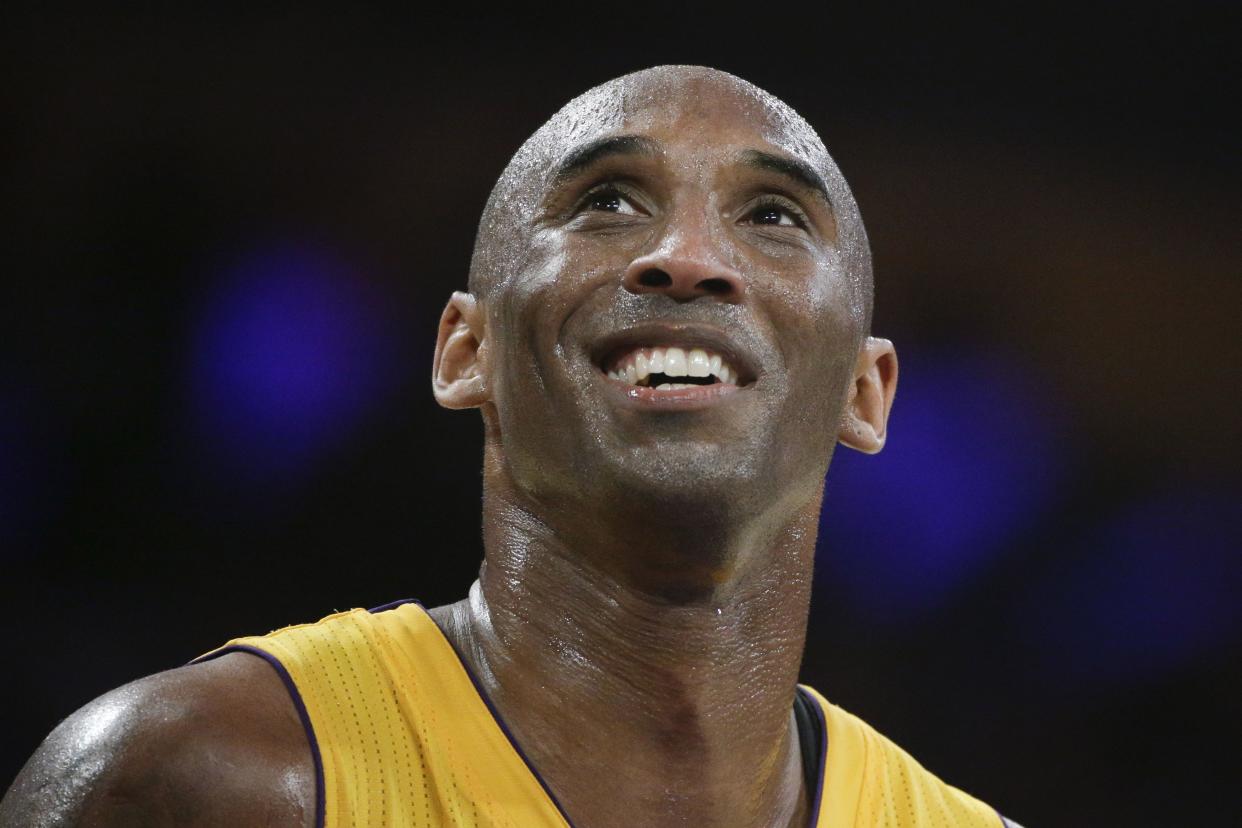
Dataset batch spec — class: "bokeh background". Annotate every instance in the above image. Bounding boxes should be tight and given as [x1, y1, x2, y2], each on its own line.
[3, 7, 1238, 825]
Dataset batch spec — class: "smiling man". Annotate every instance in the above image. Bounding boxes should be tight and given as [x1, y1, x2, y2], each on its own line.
[1, 66, 1021, 827]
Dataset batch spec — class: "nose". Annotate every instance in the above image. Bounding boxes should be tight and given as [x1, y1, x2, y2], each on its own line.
[620, 220, 746, 303]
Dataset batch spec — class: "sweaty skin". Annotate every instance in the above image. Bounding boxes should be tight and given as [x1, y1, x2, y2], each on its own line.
[430, 66, 895, 828]
[0, 66, 896, 827]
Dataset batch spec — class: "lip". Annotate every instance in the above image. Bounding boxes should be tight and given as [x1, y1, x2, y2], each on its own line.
[587, 321, 759, 411]
[589, 322, 760, 387]
[599, 371, 746, 409]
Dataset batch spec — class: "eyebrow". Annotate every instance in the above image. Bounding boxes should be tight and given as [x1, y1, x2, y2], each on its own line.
[737, 149, 832, 207]
[548, 134, 663, 189]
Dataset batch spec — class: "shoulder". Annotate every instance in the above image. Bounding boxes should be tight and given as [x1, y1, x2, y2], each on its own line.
[0, 651, 315, 828]
[801, 685, 1020, 827]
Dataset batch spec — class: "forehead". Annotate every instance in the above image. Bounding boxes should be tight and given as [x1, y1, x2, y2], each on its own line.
[471, 68, 871, 328]
[528, 69, 833, 188]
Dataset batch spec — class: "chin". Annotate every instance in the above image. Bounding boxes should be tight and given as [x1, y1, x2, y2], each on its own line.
[592, 437, 772, 517]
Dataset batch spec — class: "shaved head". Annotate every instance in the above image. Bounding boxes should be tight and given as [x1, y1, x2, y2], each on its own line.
[466, 65, 874, 333]
[433, 62, 899, 606]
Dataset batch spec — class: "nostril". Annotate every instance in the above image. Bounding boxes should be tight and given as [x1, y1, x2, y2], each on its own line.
[638, 269, 672, 288]
[697, 277, 734, 295]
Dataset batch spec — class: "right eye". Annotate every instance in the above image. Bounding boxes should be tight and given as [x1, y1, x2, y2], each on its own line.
[578, 185, 644, 216]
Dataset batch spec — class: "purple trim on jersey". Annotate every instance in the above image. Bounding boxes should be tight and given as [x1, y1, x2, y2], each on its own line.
[995, 809, 1022, 827]
[414, 599, 583, 828]
[188, 644, 326, 828]
[367, 597, 421, 614]
[798, 684, 829, 828]
[368, 599, 829, 828]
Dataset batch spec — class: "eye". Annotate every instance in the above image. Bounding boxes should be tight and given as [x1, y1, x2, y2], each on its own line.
[578, 184, 644, 217]
[743, 197, 807, 229]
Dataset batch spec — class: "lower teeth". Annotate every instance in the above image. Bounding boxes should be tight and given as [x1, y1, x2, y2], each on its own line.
[655, 383, 695, 390]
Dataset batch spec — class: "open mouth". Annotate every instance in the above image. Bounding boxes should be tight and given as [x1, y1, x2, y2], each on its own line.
[603, 346, 741, 390]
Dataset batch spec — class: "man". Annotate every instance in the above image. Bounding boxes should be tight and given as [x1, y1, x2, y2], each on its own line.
[1, 65, 1022, 827]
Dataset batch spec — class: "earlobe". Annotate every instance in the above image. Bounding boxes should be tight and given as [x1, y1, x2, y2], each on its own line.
[837, 337, 898, 454]
[432, 291, 489, 410]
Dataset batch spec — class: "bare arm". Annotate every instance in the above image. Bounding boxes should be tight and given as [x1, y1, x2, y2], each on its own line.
[0, 653, 315, 827]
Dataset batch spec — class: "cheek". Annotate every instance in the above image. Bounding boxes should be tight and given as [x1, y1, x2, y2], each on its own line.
[768, 261, 861, 413]
[489, 233, 616, 417]
[504, 230, 637, 360]
[504, 233, 569, 324]
[493, 233, 569, 379]
[503, 231, 620, 327]
[763, 246, 858, 344]
[486, 234, 628, 494]
[785, 246, 852, 320]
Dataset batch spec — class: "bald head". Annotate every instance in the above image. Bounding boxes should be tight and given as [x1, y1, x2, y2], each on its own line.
[466, 65, 874, 332]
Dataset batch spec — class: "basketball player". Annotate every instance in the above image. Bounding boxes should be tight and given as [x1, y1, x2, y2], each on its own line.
[1, 66, 1024, 827]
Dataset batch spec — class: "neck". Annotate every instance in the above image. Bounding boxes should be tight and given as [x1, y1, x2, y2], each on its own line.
[435, 463, 823, 828]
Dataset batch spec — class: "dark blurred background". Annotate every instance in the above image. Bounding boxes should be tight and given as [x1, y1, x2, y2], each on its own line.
[2, 7, 1238, 825]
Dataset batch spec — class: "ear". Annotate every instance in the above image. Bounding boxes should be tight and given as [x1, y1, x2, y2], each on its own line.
[837, 337, 898, 454]
[432, 291, 489, 410]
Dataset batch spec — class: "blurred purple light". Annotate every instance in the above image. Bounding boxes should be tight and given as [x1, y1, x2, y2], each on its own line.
[1019, 486, 1242, 688]
[817, 349, 1068, 623]
[188, 241, 400, 485]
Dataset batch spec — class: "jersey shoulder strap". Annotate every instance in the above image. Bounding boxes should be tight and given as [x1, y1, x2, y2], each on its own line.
[793, 684, 825, 793]
[798, 684, 1019, 827]
[189, 599, 572, 828]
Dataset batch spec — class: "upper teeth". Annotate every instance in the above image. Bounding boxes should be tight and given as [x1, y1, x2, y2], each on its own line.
[606, 346, 739, 387]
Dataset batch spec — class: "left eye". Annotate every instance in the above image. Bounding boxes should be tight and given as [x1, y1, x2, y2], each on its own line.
[748, 204, 799, 227]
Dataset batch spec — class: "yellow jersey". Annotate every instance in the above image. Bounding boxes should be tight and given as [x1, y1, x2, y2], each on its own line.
[190, 599, 1020, 827]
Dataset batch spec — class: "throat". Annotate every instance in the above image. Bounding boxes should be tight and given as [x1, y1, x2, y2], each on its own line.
[464, 483, 822, 824]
